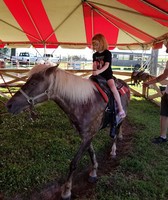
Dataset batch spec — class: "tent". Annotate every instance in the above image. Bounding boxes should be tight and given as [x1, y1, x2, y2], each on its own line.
[0, 0, 168, 50]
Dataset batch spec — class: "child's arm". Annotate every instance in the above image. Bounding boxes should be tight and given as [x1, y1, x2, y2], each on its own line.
[93, 62, 109, 75]
[93, 61, 98, 71]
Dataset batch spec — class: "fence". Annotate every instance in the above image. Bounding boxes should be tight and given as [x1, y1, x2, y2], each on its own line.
[0, 68, 166, 106]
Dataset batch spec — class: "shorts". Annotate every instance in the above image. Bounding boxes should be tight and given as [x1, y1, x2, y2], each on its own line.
[100, 69, 113, 81]
[160, 93, 168, 117]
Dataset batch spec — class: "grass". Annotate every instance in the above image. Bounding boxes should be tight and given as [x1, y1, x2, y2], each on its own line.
[0, 95, 168, 199]
[130, 84, 162, 105]
[96, 96, 168, 200]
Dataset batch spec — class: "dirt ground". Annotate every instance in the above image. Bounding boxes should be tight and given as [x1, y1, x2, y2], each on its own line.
[4, 118, 135, 200]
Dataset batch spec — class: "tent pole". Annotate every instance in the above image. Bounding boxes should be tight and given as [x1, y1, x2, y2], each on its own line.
[141, 50, 144, 69]
[44, 43, 46, 58]
[150, 49, 158, 76]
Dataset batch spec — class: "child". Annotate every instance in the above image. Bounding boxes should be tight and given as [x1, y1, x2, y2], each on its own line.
[92, 33, 126, 118]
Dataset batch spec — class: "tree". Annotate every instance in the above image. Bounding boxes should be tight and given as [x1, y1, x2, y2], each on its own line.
[0, 47, 10, 55]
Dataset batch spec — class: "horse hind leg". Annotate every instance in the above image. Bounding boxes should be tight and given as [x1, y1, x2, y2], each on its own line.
[118, 124, 123, 140]
[88, 142, 98, 183]
[110, 136, 117, 158]
[110, 124, 123, 158]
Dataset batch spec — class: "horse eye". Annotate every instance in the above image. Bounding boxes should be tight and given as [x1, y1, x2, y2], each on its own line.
[31, 81, 37, 86]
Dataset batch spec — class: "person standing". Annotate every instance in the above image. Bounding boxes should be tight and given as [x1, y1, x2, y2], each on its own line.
[0, 60, 5, 68]
[91, 33, 125, 118]
[144, 41, 168, 144]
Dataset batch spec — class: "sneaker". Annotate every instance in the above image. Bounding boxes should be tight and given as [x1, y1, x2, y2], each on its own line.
[152, 136, 167, 144]
[119, 110, 126, 119]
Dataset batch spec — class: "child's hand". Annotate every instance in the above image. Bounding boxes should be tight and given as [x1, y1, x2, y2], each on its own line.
[92, 70, 99, 76]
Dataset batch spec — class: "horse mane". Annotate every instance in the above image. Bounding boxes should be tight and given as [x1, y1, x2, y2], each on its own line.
[28, 64, 54, 77]
[29, 64, 97, 104]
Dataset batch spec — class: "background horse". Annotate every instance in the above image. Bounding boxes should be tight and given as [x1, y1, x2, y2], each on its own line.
[6, 64, 130, 200]
[131, 70, 152, 86]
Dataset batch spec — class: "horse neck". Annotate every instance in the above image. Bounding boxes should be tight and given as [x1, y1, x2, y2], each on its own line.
[48, 69, 96, 107]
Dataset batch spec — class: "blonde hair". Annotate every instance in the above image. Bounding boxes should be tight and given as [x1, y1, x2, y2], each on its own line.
[163, 39, 168, 48]
[92, 34, 108, 51]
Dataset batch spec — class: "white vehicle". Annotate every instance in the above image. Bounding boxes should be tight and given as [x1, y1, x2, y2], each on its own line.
[36, 54, 60, 64]
[11, 52, 37, 65]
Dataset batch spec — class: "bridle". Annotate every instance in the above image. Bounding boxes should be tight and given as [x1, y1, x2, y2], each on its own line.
[19, 89, 52, 121]
[20, 89, 51, 106]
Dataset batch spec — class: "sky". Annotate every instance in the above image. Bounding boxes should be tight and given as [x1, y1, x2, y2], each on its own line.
[16, 45, 167, 60]
[16, 46, 93, 59]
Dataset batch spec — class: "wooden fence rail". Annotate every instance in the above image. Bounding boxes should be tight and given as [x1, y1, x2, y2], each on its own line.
[0, 68, 166, 106]
[143, 79, 168, 106]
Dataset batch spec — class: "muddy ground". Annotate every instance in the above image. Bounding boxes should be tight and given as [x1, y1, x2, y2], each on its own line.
[3, 118, 135, 200]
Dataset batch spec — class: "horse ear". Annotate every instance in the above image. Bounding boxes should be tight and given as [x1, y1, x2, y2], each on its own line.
[55, 63, 59, 68]
[45, 66, 57, 76]
[45, 63, 59, 76]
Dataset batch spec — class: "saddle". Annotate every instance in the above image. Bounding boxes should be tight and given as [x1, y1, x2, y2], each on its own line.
[90, 75, 125, 138]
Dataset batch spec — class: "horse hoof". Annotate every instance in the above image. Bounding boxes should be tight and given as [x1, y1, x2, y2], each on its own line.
[111, 155, 117, 159]
[88, 176, 97, 183]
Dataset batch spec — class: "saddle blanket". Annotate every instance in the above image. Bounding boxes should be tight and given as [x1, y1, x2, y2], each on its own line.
[118, 85, 129, 96]
[94, 82, 129, 103]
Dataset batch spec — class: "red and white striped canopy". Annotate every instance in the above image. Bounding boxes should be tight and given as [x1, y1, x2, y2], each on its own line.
[0, 0, 168, 50]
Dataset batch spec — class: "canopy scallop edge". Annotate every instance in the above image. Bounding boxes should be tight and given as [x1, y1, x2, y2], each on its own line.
[0, 0, 168, 50]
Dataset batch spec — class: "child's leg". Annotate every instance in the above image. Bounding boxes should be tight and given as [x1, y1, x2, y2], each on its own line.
[107, 79, 126, 118]
[160, 116, 168, 138]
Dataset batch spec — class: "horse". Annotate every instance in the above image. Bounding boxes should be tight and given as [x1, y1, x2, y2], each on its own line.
[138, 71, 153, 83]
[6, 64, 130, 200]
[131, 70, 152, 86]
[131, 70, 141, 85]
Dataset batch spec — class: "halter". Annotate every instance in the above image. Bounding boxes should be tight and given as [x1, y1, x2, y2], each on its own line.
[20, 89, 51, 106]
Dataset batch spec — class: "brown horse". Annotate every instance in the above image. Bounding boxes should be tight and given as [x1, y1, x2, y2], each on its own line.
[131, 70, 152, 86]
[6, 64, 130, 200]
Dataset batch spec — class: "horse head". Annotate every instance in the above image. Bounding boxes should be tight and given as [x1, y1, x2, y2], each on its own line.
[6, 64, 58, 114]
[131, 71, 139, 85]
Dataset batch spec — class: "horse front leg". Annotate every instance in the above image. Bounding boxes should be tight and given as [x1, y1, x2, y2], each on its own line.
[88, 142, 98, 183]
[61, 139, 92, 200]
